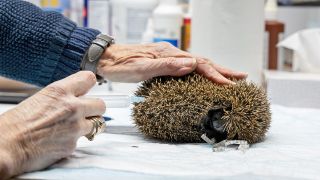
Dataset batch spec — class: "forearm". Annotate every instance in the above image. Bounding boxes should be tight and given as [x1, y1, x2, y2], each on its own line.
[0, 0, 100, 87]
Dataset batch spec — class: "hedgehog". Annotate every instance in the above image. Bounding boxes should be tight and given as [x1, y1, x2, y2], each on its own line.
[132, 73, 271, 144]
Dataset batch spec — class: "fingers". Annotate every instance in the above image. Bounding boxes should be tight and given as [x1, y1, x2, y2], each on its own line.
[62, 97, 106, 137]
[150, 57, 197, 77]
[78, 116, 106, 137]
[52, 71, 97, 97]
[195, 58, 250, 84]
[79, 97, 106, 117]
[212, 63, 248, 80]
[196, 62, 236, 85]
[79, 118, 94, 136]
[77, 97, 106, 137]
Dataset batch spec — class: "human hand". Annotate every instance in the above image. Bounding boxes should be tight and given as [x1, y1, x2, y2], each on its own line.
[97, 42, 247, 84]
[0, 71, 105, 179]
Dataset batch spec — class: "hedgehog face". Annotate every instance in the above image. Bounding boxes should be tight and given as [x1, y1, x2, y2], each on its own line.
[201, 107, 228, 143]
[133, 73, 271, 144]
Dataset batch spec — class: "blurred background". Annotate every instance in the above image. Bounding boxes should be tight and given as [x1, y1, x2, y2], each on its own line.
[1, 0, 320, 109]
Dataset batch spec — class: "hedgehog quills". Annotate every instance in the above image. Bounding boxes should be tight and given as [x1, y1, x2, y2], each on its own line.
[132, 73, 271, 144]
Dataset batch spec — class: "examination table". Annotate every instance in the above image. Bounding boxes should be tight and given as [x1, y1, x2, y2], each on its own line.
[0, 85, 318, 180]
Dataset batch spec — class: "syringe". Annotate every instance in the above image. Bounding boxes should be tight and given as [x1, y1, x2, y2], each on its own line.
[86, 95, 145, 108]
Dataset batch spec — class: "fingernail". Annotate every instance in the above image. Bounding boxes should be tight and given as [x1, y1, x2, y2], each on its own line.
[241, 72, 248, 78]
[178, 58, 196, 68]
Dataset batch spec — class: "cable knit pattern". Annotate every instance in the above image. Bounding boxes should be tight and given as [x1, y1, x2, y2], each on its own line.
[0, 0, 100, 86]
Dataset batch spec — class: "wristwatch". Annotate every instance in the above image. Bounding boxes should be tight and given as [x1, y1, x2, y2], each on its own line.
[81, 34, 115, 84]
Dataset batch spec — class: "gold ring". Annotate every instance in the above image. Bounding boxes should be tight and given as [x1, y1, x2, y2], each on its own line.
[85, 116, 106, 141]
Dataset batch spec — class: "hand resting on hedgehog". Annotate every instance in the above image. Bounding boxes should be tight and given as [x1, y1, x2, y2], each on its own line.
[133, 73, 271, 150]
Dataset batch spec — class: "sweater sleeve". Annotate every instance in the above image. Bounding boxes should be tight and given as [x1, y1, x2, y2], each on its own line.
[0, 0, 100, 87]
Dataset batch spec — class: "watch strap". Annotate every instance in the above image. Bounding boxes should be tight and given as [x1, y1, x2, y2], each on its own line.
[81, 34, 114, 84]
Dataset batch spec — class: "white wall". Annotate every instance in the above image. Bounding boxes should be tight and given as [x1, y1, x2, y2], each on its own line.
[278, 6, 320, 37]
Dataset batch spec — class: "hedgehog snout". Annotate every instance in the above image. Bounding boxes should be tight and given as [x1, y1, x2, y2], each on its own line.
[201, 108, 228, 143]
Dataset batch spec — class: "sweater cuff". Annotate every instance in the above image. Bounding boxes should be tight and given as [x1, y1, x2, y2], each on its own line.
[39, 17, 100, 86]
[54, 26, 100, 82]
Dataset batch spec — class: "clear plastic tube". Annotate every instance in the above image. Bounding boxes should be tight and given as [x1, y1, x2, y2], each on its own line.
[87, 95, 145, 108]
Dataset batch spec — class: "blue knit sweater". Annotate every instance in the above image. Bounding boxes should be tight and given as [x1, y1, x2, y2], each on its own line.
[0, 0, 100, 87]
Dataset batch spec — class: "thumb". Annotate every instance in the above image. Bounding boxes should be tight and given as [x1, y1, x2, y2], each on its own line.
[153, 57, 197, 77]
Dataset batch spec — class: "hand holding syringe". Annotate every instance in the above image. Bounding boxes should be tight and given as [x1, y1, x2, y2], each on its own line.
[86, 95, 145, 108]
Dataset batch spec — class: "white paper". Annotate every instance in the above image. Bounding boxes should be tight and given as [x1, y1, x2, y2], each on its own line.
[17, 105, 320, 179]
[278, 28, 320, 73]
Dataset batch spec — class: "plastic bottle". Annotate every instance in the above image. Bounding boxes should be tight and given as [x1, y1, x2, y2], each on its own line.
[110, 0, 159, 44]
[40, 0, 71, 17]
[152, 0, 183, 48]
[265, 0, 278, 20]
[181, 0, 192, 51]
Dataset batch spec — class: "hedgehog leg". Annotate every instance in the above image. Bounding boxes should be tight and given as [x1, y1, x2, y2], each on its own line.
[201, 107, 228, 143]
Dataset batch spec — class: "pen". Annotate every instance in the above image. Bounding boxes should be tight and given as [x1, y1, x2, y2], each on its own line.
[103, 116, 113, 121]
[86, 95, 145, 108]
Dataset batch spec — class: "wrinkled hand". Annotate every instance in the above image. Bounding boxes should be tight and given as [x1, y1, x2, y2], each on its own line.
[0, 71, 105, 179]
[97, 42, 247, 84]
